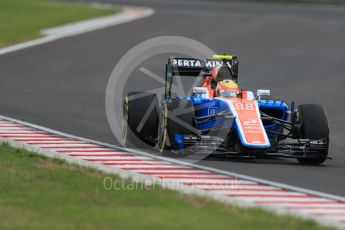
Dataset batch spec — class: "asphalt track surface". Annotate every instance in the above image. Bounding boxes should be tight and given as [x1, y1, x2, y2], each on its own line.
[1, 0, 345, 196]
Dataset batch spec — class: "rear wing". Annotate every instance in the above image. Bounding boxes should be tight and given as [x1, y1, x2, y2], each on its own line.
[165, 55, 239, 97]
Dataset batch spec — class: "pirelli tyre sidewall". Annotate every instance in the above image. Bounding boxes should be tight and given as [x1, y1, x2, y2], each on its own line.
[122, 96, 130, 146]
[158, 102, 169, 152]
[158, 98, 195, 156]
[123, 92, 159, 148]
[297, 104, 329, 165]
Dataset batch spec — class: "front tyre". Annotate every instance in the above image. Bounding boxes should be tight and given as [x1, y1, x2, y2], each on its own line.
[122, 92, 159, 148]
[296, 104, 329, 165]
[158, 98, 195, 157]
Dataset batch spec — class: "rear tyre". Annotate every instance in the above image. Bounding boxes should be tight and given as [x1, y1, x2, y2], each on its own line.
[296, 104, 329, 165]
[158, 98, 195, 156]
[122, 92, 159, 148]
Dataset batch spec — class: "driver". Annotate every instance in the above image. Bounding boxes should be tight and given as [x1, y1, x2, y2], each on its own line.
[215, 79, 239, 98]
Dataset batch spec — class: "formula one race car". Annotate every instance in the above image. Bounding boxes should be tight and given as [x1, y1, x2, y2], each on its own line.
[123, 55, 329, 165]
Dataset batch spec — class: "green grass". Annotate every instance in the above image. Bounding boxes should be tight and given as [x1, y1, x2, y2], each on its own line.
[0, 0, 117, 47]
[0, 144, 333, 230]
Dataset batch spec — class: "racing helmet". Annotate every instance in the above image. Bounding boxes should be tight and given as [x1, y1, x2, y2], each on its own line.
[215, 79, 239, 97]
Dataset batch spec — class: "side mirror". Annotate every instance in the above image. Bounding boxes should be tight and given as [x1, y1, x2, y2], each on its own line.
[193, 87, 209, 98]
[257, 89, 270, 100]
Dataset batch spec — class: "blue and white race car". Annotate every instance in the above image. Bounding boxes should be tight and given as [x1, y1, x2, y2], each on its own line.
[123, 55, 329, 165]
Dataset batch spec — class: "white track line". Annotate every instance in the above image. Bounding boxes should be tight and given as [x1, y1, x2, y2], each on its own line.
[33, 144, 101, 148]
[135, 170, 211, 174]
[0, 131, 47, 134]
[1, 116, 345, 229]
[305, 210, 345, 214]
[116, 165, 194, 169]
[0, 6, 154, 56]
[194, 185, 281, 190]
[245, 197, 333, 202]
[23, 141, 89, 144]
[74, 156, 152, 160]
[97, 161, 172, 166]
[67, 153, 131, 156]
[211, 191, 307, 196]
[51, 147, 114, 151]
